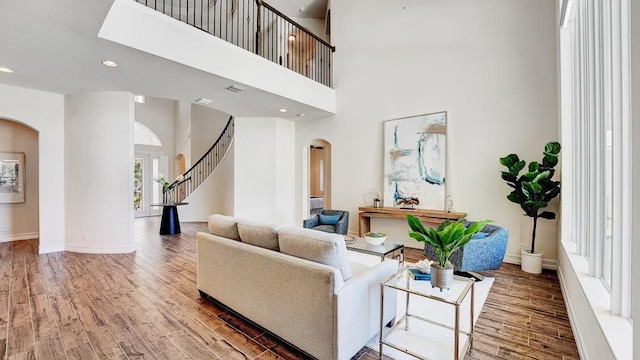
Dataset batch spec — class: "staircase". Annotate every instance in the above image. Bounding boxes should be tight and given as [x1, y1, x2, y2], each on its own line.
[165, 116, 234, 203]
[135, 0, 335, 87]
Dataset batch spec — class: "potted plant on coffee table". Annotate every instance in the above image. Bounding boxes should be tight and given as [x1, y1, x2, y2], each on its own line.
[499, 141, 561, 274]
[407, 215, 492, 291]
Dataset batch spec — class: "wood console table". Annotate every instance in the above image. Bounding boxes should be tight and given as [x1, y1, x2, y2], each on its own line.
[358, 207, 467, 236]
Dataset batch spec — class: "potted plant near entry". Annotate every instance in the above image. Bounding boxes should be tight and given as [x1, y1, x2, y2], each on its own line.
[499, 142, 561, 274]
[407, 215, 492, 291]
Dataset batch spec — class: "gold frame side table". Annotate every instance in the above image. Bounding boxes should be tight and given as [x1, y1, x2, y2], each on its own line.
[379, 267, 475, 360]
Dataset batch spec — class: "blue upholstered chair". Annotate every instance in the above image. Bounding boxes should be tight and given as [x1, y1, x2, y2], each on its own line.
[303, 210, 349, 235]
[423, 222, 509, 281]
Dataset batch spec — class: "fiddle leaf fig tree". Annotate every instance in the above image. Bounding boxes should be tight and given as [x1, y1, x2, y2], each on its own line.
[500, 142, 561, 254]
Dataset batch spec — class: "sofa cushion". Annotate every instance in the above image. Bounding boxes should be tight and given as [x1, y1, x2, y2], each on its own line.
[208, 214, 240, 241]
[312, 225, 337, 233]
[237, 220, 280, 251]
[278, 226, 352, 280]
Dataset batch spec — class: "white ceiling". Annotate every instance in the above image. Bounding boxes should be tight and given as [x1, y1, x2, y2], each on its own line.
[0, 0, 331, 120]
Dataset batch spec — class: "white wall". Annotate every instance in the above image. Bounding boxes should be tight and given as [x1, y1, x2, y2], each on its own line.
[234, 117, 295, 224]
[179, 145, 235, 221]
[0, 119, 39, 241]
[179, 105, 234, 221]
[296, 0, 559, 262]
[190, 104, 230, 161]
[0, 84, 65, 253]
[175, 101, 192, 167]
[135, 97, 176, 180]
[65, 92, 135, 253]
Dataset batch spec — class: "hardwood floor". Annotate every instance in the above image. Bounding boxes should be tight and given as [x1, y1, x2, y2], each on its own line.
[0, 218, 579, 359]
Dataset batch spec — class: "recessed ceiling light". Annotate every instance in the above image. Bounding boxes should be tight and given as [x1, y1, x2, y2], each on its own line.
[0, 67, 14, 73]
[296, 113, 305, 117]
[299, 7, 305, 12]
[101, 60, 118, 67]
[279, 108, 288, 113]
[195, 98, 214, 105]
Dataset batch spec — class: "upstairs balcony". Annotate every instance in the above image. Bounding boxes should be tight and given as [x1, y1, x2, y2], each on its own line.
[99, 0, 336, 116]
[133, 0, 334, 88]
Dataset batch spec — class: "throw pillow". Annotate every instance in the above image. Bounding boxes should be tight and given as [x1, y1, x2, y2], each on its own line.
[208, 214, 241, 241]
[278, 226, 352, 280]
[237, 220, 280, 251]
[319, 214, 340, 225]
[471, 232, 490, 239]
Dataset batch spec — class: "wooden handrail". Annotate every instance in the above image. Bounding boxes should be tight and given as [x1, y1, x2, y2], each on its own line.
[260, 1, 335, 52]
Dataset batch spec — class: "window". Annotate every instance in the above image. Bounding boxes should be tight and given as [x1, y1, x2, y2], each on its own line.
[562, 0, 631, 318]
[134, 121, 162, 146]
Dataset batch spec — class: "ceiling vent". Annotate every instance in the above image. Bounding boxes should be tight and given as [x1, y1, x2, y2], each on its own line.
[195, 98, 214, 105]
[225, 84, 246, 93]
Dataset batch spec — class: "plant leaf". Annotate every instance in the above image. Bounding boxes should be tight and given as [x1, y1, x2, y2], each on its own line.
[407, 215, 428, 233]
[539, 211, 556, 219]
[499, 154, 519, 168]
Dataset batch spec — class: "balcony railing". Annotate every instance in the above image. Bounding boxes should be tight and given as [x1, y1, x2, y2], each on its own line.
[135, 0, 335, 87]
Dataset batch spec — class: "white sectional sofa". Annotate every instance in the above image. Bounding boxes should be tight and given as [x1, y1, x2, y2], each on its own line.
[196, 214, 398, 360]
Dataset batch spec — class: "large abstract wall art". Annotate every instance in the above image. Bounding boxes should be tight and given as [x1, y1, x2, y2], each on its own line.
[383, 112, 446, 210]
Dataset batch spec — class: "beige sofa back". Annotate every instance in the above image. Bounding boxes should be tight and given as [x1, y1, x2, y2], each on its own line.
[197, 232, 345, 358]
[198, 214, 397, 360]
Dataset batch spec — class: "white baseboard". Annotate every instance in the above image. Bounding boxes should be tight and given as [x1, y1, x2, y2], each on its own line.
[38, 244, 65, 254]
[65, 243, 137, 254]
[0, 232, 39, 243]
[503, 253, 558, 270]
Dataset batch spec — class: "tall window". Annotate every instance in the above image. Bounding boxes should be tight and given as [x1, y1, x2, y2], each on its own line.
[562, 0, 631, 317]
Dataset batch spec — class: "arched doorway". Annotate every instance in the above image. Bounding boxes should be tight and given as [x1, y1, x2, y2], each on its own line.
[0, 118, 39, 243]
[306, 139, 331, 217]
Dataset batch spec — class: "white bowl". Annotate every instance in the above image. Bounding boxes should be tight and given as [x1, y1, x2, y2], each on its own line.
[364, 235, 386, 245]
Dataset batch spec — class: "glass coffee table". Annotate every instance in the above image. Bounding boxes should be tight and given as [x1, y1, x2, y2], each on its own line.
[345, 236, 404, 267]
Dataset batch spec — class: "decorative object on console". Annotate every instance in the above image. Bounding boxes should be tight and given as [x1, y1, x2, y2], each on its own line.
[407, 214, 492, 291]
[499, 141, 561, 274]
[0, 152, 25, 204]
[384, 112, 446, 211]
[396, 196, 419, 210]
[364, 231, 387, 245]
[446, 194, 454, 213]
[303, 209, 349, 235]
[362, 188, 382, 208]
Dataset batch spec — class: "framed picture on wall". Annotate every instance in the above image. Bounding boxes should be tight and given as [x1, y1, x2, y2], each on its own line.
[383, 112, 446, 210]
[0, 152, 25, 203]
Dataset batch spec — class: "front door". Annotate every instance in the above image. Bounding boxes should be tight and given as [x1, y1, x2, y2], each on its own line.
[134, 153, 165, 217]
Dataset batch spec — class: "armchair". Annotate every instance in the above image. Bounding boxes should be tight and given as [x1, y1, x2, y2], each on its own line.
[303, 210, 349, 235]
[423, 222, 508, 281]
